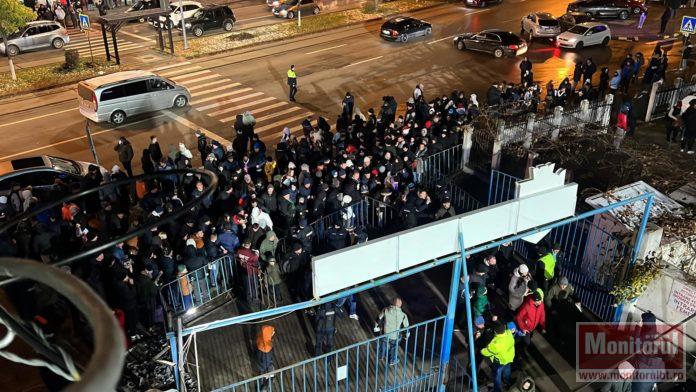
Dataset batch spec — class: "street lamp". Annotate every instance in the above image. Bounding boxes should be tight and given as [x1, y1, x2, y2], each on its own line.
[179, 0, 189, 50]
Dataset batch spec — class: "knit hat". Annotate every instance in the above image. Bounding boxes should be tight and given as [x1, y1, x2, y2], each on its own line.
[474, 316, 485, 327]
[507, 322, 517, 332]
[186, 238, 196, 247]
[533, 291, 543, 302]
[518, 264, 529, 275]
[559, 276, 569, 286]
[641, 311, 656, 324]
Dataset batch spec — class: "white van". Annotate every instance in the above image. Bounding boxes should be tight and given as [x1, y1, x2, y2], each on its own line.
[77, 70, 191, 125]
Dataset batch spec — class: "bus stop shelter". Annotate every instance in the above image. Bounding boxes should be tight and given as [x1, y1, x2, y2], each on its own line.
[96, 9, 175, 65]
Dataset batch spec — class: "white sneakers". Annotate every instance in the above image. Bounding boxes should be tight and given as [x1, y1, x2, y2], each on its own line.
[349, 314, 359, 320]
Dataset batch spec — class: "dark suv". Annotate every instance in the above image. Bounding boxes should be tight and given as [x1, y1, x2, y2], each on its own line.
[183, 5, 236, 37]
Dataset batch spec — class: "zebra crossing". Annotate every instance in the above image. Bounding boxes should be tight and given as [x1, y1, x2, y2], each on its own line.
[64, 28, 145, 59]
[155, 62, 314, 145]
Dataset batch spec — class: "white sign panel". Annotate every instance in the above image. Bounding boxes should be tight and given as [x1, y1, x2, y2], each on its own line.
[312, 163, 578, 297]
[667, 280, 696, 316]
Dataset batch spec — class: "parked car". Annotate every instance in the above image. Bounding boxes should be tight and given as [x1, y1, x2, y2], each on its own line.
[126, 0, 160, 22]
[520, 12, 561, 40]
[558, 12, 596, 31]
[454, 29, 527, 58]
[0, 21, 69, 57]
[380, 17, 432, 42]
[566, 0, 645, 20]
[556, 22, 611, 49]
[154, 1, 203, 29]
[182, 5, 236, 37]
[464, 0, 503, 7]
[272, 0, 320, 19]
[77, 70, 191, 125]
[0, 156, 106, 199]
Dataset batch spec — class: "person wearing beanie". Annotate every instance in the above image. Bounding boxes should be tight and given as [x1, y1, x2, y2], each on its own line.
[599, 360, 633, 392]
[265, 255, 283, 302]
[509, 263, 532, 311]
[537, 243, 561, 293]
[471, 315, 495, 379]
[481, 322, 516, 392]
[515, 290, 546, 360]
[545, 276, 575, 308]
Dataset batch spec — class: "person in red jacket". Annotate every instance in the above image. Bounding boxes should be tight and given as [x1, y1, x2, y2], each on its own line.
[514, 291, 546, 359]
[236, 239, 260, 302]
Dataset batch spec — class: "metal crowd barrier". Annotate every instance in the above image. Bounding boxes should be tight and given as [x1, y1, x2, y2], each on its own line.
[212, 317, 447, 392]
[160, 255, 235, 315]
[487, 169, 520, 205]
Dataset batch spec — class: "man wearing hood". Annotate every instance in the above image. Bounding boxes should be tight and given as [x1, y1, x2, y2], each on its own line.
[256, 325, 276, 374]
[259, 231, 278, 264]
[508, 264, 531, 311]
[114, 136, 134, 177]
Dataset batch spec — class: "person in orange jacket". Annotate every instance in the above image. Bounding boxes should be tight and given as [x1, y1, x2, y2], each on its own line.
[257, 325, 276, 375]
[514, 291, 546, 360]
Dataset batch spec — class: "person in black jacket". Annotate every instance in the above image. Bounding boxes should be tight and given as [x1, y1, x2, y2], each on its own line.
[135, 265, 157, 330]
[314, 302, 338, 355]
[583, 58, 597, 84]
[112, 267, 138, 335]
[114, 136, 134, 177]
[681, 99, 696, 153]
[519, 57, 532, 84]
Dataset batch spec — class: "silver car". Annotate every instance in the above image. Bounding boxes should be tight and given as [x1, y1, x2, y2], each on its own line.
[0, 21, 69, 57]
[78, 70, 191, 124]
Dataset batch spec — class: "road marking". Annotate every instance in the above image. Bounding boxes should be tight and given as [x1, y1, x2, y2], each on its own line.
[190, 84, 241, 97]
[213, 97, 278, 119]
[305, 44, 347, 55]
[120, 29, 157, 43]
[170, 69, 212, 81]
[151, 61, 192, 71]
[218, 101, 291, 122]
[0, 114, 165, 161]
[159, 66, 202, 77]
[187, 80, 236, 92]
[192, 88, 253, 104]
[174, 74, 218, 85]
[197, 92, 265, 111]
[162, 110, 230, 145]
[0, 108, 76, 129]
[427, 35, 456, 45]
[254, 106, 303, 123]
[343, 55, 383, 68]
[254, 113, 311, 134]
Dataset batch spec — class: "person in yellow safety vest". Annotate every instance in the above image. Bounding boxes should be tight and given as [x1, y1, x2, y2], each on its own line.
[287, 65, 297, 102]
[537, 243, 561, 293]
[481, 322, 516, 392]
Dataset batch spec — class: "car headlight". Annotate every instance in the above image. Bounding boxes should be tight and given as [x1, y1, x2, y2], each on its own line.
[280, 9, 287, 16]
[185, 23, 191, 28]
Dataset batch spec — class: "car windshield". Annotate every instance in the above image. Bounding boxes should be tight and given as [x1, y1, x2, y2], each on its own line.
[170, 5, 179, 13]
[47, 156, 79, 174]
[568, 25, 589, 34]
[539, 19, 559, 26]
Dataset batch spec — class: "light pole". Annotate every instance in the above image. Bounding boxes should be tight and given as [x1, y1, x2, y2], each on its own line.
[298, 9, 301, 28]
[179, 0, 189, 50]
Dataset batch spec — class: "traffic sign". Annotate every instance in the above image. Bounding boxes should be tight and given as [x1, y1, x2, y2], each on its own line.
[79, 13, 91, 30]
[681, 16, 696, 34]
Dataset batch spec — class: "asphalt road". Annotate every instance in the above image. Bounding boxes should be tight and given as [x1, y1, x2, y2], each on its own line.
[0, 0, 686, 172]
[2, 0, 362, 72]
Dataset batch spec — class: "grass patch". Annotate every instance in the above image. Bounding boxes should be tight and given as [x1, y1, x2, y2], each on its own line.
[0, 59, 121, 98]
[177, 0, 443, 58]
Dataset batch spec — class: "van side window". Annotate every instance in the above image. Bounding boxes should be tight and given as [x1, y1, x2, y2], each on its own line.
[149, 78, 170, 91]
[24, 27, 41, 37]
[124, 81, 149, 96]
[100, 86, 125, 101]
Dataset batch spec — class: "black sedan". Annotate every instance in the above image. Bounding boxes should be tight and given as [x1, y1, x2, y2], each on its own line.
[380, 17, 432, 42]
[464, 0, 503, 7]
[558, 12, 595, 31]
[567, 0, 645, 20]
[454, 30, 527, 58]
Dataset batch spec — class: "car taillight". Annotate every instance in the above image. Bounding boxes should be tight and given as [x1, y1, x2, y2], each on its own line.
[92, 92, 98, 110]
[508, 44, 519, 50]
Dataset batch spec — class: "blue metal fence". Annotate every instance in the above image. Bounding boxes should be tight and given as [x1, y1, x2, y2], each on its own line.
[213, 317, 448, 392]
[487, 170, 520, 205]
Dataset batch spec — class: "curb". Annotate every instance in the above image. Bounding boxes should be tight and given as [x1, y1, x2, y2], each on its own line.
[613, 32, 681, 42]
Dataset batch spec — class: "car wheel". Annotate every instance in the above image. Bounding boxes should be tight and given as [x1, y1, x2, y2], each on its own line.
[287, 11, 295, 19]
[602, 36, 609, 46]
[585, 12, 593, 18]
[174, 95, 188, 108]
[52, 38, 65, 49]
[618, 10, 629, 20]
[223, 20, 234, 31]
[425, 27, 432, 35]
[139, 18, 145, 23]
[576, 41, 584, 49]
[632, 7, 641, 15]
[494, 47, 504, 58]
[193, 26, 204, 37]
[6, 45, 20, 57]
[168, 19, 174, 29]
[312, 6, 320, 14]
[110, 110, 126, 125]
[457, 40, 465, 50]
[400, 34, 408, 42]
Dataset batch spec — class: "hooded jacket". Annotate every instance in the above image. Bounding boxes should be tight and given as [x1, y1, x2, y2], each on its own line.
[508, 268, 529, 310]
[481, 330, 515, 365]
[257, 325, 275, 353]
[515, 297, 546, 333]
[259, 231, 278, 261]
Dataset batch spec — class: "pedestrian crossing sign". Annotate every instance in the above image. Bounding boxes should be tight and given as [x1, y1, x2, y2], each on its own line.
[79, 13, 91, 31]
[681, 16, 696, 34]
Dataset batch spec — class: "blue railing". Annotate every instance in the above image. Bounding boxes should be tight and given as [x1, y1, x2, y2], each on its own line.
[212, 317, 447, 392]
[487, 170, 520, 205]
